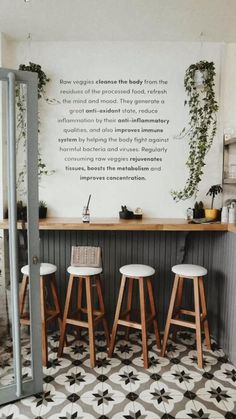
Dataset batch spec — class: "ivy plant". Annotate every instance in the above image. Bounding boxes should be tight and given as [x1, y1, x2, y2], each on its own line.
[16, 62, 56, 194]
[171, 61, 219, 201]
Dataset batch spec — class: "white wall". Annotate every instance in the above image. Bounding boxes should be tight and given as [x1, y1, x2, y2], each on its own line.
[6, 40, 225, 217]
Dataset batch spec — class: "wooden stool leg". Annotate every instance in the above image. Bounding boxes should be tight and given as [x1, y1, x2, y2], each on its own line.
[139, 278, 148, 368]
[50, 273, 68, 346]
[85, 276, 96, 368]
[58, 274, 74, 357]
[95, 275, 110, 347]
[19, 275, 29, 317]
[50, 273, 62, 328]
[194, 277, 203, 368]
[125, 277, 134, 341]
[161, 274, 180, 357]
[77, 277, 83, 340]
[146, 277, 161, 349]
[172, 276, 184, 340]
[40, 276, 48, 367]
[108, 275, 127, 358]
[199, 276, 211, 350]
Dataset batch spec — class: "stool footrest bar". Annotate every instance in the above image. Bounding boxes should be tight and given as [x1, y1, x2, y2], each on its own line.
[118, 319, 142, 330]
[170, 318, 197, 329]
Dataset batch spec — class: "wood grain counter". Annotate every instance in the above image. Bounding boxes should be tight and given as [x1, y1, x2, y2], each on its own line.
[0, 217, 230, 231]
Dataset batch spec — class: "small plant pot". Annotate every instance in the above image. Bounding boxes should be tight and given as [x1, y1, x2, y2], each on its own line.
[193, 208, 205, 219]
[17, 206, 27, 221]
[204, 208, 219, 220]
[39, 207, 47, 219]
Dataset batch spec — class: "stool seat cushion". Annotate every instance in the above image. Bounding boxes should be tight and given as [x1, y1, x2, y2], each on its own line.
[172, 264, 207, 277]
[21, 263, 57, 276]
[120, 264, 155, 277]
[67, 266, 103, 276]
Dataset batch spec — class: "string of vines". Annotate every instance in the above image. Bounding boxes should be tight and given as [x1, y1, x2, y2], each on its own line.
[16, 62, 55, 193]
[171, 61, 219, 201]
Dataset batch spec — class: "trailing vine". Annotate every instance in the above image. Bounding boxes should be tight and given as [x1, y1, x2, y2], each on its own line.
[16, 62, 56, 194]
[171, 61, 219, 201]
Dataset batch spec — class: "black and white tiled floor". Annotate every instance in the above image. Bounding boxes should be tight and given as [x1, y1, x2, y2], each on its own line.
[1, 331, 236, 418]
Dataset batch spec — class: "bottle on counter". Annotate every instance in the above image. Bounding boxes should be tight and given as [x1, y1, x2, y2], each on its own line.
[221, 206, 229, 223]
[229, 203, 236, 224]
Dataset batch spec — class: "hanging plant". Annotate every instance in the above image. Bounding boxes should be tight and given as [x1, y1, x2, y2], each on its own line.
[16, 62, 56, 194]
[18, 62, 50, 99]
[171, 60, 219, 201]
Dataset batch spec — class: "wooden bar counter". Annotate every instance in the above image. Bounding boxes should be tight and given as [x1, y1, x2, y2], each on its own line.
[0, 217, 230, 231]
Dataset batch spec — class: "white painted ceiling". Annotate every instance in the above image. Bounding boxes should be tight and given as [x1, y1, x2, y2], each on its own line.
[0, 0, 236, 43]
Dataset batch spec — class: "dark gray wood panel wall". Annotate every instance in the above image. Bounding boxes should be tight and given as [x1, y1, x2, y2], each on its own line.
[40, 230, 234, 354]
[212, 232, 236, 365]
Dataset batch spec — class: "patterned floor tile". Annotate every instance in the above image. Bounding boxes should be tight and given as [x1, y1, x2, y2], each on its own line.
[196, 380, 236, 413]
[133, 397, 165, 418]
[79, 381, 126, 416]
[8, 397, 70, 419]
[192, 395, 235, 418]
[213, 363, 236, 391]
[179, 398, 225, 418]
[1, 331, 236, 418]
[71, 401, 101, 418]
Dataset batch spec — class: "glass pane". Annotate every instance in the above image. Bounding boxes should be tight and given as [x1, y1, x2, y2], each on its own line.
[0, 78, 15, 391]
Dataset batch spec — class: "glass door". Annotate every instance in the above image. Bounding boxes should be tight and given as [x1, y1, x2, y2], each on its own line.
[0, 68, 43, 405]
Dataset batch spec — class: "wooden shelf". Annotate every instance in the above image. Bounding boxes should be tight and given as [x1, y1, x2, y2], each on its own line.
[0, 217, 229, 232]
[224, 137, 236, 146]
[223, 178, 236, 184]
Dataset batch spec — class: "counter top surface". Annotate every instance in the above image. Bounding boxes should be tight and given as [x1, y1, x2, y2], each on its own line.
[0, 217, 230, 231]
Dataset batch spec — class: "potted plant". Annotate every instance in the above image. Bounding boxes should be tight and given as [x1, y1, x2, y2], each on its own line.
[205, 184, 223, 220]
[39, 201, 47, 219]
[193, 201, 205, 219]
[171, 61, 219, 201]
[4, 201, 27, 220]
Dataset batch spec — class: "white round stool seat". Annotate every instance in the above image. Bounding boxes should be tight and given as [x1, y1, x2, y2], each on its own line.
[21, 263, 57, 276]
[120, 264, 155, 278]
[172, 264, 207, 277]
[67, 266, 102, 276]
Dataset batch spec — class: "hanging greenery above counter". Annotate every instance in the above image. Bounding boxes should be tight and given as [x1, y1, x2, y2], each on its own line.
[16, 62, 56, 195]
[171, 60, 219, 201]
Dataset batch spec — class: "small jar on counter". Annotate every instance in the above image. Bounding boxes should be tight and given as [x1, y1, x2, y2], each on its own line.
[186, 208, 194, 221]
[82, 206, 90, 223]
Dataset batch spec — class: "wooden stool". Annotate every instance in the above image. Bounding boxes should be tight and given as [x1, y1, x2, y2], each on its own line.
[161, 264, 211, 368]
[58, 266, 110, 368]
[108, 264, 161, 368]
[20, 263, 62, 367]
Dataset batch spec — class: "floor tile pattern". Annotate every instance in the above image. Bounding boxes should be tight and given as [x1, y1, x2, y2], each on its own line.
[0, 331, 236, 418]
